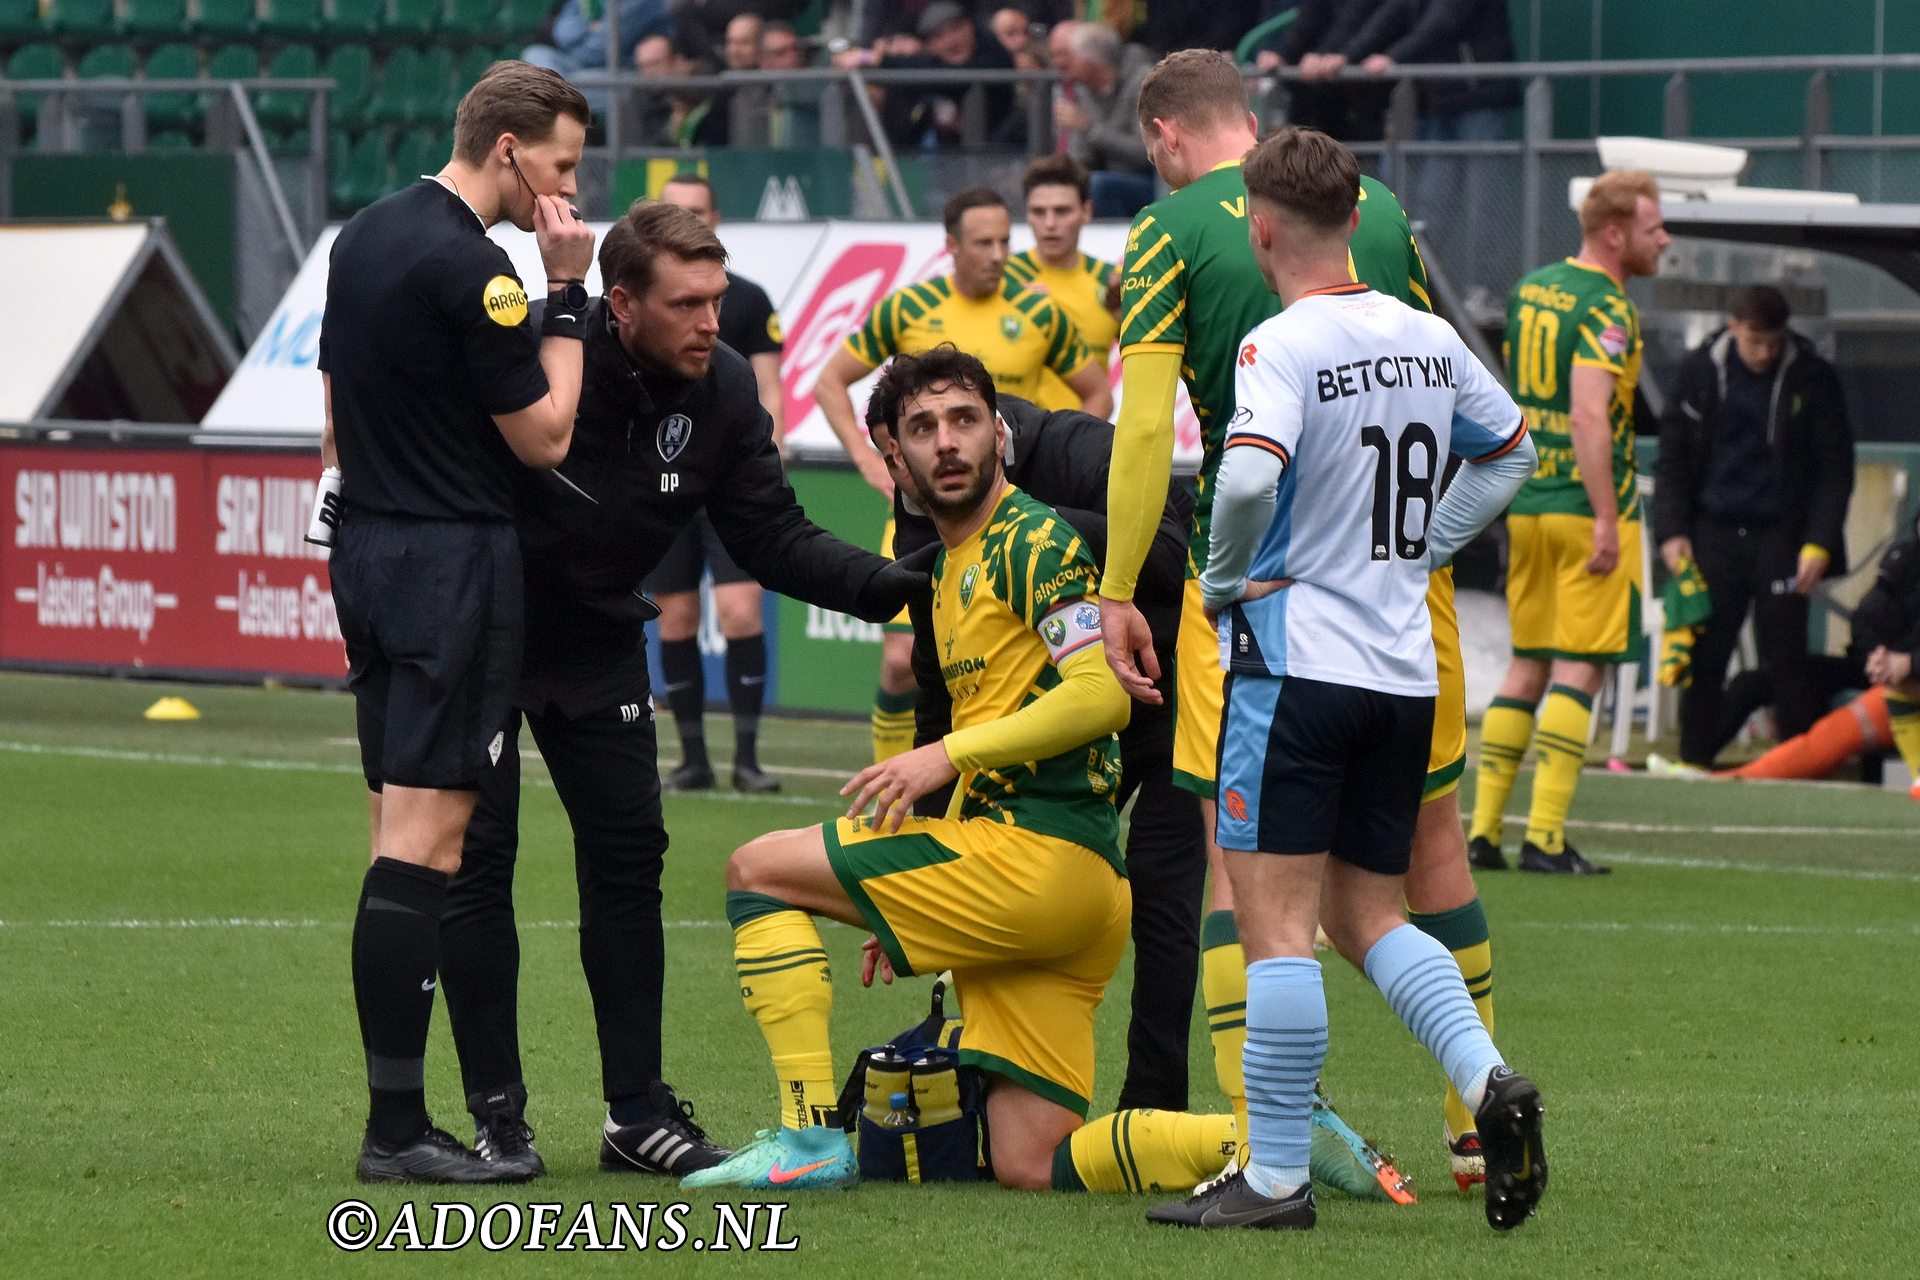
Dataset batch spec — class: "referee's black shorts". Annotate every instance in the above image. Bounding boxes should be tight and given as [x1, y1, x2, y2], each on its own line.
[643, 509, 752, 597]
[331, 514, 523, 791]
[1214, 673, 1433, 874]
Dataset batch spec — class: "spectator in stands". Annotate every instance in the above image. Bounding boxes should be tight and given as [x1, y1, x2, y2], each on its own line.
[634, 31, 728, 146]
[761, 19, 808, 68]
[525, 0, 676, 85]
[991, 7, 1044, 67]
[756, 20, 822, 145]
[1055, 22, 1156, 217]
[670, 0, 803, 66]
[1257, 0, 1392, 141]
[868, 2, 1020, 150]
[1138, 0, 1259, 55]
[723, 12, 765, 69]
[1655, 285, 1856, 772]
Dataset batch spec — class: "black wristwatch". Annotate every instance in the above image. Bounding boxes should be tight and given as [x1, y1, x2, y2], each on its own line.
[542, 279, 591, 337]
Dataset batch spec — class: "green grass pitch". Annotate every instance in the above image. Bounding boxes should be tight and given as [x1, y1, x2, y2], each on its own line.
[3, 670, 1917, 1276]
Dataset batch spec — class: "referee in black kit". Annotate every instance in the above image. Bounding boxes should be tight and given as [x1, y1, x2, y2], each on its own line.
[437, 199, 933, 1180]
[318, 61, 596, 1183]
[875, 388, 1210, 1112]
[646, 173, 789, 794]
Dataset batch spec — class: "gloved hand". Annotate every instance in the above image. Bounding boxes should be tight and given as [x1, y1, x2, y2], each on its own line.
[853, 541, 939, 622]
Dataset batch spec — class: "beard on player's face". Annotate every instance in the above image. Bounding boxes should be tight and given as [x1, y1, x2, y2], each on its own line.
[901, 431, 998, 520]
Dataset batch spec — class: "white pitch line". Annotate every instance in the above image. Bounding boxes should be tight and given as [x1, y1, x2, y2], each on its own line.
[0, 918, 724, 931]
[1508, 919, 1920, 939]
[1594, 850, 1920, 884]
[1501, 814, 1913, 840]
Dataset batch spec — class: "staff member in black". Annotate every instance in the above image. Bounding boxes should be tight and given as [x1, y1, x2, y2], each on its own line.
[318, 61, 597, 1183]
[439, 200, 932, 1179]
[1655, 284, 1855, 770]
[646, 173, 789, 794]
[872, 388, 1208, 1113]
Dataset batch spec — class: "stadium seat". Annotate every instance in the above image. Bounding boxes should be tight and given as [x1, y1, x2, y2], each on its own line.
[366, 44, 416, 125]
[194, 0, 258, 38]
[255, 42, 319, 129]
[207, 42, 260, 79]
[0, 0, 48, 42]
[338, 127, 391, 207]
[453, 45, 491, 95]
[325, 0, 380, 39]
[389, 126, 436, 182]
[261, 0, 322, 37]
[47, 0, 118, 39]
[411, 43, 452, 121]
[148, 128, 195, 147]
[384, 0, 437, 39]
[143, 42, 203, 133]
[77, 43, 138, 79]
[2, 43, 65, 126]
[121, 0, 189, 38]
[442, 0, 494, 43]
[497, 0, 545, 45]
[320, 42, 373, 126]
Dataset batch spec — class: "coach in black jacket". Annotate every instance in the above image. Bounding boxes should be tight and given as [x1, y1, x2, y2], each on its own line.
[440, 202, 930, 1180]
[1655, 286, 1855, 767]
[884, 390, 1204, 1113]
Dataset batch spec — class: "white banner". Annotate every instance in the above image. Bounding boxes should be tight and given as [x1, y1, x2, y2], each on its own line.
[206, 218, 1203, 465]
[0, 225, 155, 421]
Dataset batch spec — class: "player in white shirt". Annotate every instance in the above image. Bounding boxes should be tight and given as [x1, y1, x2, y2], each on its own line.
[1147, 128, 1546, 1235]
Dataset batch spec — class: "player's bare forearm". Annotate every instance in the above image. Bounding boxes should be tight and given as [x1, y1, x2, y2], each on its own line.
[1568, 365, 1621, 572]
[816, 347, 891, 494]
[750, 351, 786, 441]
[1068, 363, 1113, 420]
[320, 378, 338, 470]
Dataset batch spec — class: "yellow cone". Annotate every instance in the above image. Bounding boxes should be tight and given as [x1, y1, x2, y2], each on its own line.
[143, 696, 201, 721]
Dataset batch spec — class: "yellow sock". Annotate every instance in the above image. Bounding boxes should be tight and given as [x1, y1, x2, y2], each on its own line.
[1052, 1110, 1238, 1192]
[1525, 684, 1592, 854]
[870, 687, 917, 765]
[1200, 910, 1248, 1151]
[1409, 899, 1495, 1138]
[727, 891, 837, 1129]
[1470, 697, 1536, 844]
[1888, 695, 1920, 778]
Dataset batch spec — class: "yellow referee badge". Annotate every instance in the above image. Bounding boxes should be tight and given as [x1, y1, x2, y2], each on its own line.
[767, 312, 784, 345]
[482, 274, 529, 327]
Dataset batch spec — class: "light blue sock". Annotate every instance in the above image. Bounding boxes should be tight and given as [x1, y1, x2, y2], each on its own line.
[1365, 922, 1504, 1109]
[1241, 956, 1325, 1197]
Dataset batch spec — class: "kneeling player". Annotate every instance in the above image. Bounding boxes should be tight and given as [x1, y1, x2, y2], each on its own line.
[1150, 129, 1545, 1232]
[687, 347, 1235, 1193]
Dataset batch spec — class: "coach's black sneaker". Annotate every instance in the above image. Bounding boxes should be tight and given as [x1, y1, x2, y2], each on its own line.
[1475, 1066, 1547, 1231]
[732, 763, 783, 794]
[471, 1099, 546, 1180]
[357, 1124, 535, 1184]
[600, 1081, 731, 1176]
[1467, 836, 1509, 871]
[1147, 1169, 1316, 1230]
[1518, 840, 1611, 875]
[663, 760, 716, 792]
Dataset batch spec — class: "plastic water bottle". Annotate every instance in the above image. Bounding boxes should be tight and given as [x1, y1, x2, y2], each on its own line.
[879, 1090, 919, 1131]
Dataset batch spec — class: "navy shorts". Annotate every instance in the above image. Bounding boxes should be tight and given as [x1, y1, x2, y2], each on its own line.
[1214, 673, 1433, 874]
[331, 514, 523, 791]
[643, 509, 751, 596]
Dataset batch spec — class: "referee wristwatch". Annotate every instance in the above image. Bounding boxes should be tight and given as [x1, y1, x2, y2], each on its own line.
[543, 279, 591, 337]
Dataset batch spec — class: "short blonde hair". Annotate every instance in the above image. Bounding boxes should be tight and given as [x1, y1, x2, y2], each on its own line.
[1579, 169, 1660, 237]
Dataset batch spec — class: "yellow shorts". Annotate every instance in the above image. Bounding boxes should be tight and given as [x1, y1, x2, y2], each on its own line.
[879, 516, 912, 633]
[1425, 567, 1467, 801]
[824, 814, 1130, 1117]
[1173, 578, 1223, 799]
[1506, 513, 1646, 664]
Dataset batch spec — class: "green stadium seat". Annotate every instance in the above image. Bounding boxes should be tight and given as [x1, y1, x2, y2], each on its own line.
[0, 0, 49, 42]
[255, 41, 318, 128]
[384, 0, 436, 39]
[2, 44, 66, 125]
[78, 43, 138, 78]
[143, 42, 202, 132]
[47, 0, 118, 38]
[453, 45, 490, 96]
[442, 0, 492, 42]
[365, 43, 415, 124]
[206, 41, 259, 78]
[320, 42, 372, 125]
[148, 128, 195, 147]
[389, 125, 435, 181]
[497, 0, 544, 45]
[338, 127, 390, 207]
[276, 124, 308, 150]
[261, 0, 321, 36]
[410, 43, 450, 121]
[325, 0, 379, 38]
[121, 0, 188, 38]
[194, 0, 257, 38]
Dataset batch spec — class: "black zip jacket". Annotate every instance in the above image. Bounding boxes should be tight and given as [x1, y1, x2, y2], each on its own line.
[511, 301, 905, 711]
[1654, 327, 1854, 576]
[1342, 0, 1520, 115]
[889, 394, 1194, 749]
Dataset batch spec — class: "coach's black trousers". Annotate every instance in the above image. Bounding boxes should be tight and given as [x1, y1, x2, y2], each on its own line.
[442, 672, 669, 1109]
[1680, 515, 1821, 767]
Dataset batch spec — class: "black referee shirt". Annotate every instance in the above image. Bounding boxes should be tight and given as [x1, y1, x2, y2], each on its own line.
[320, 179, 550, 522]
[719, 271, 782, 363]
